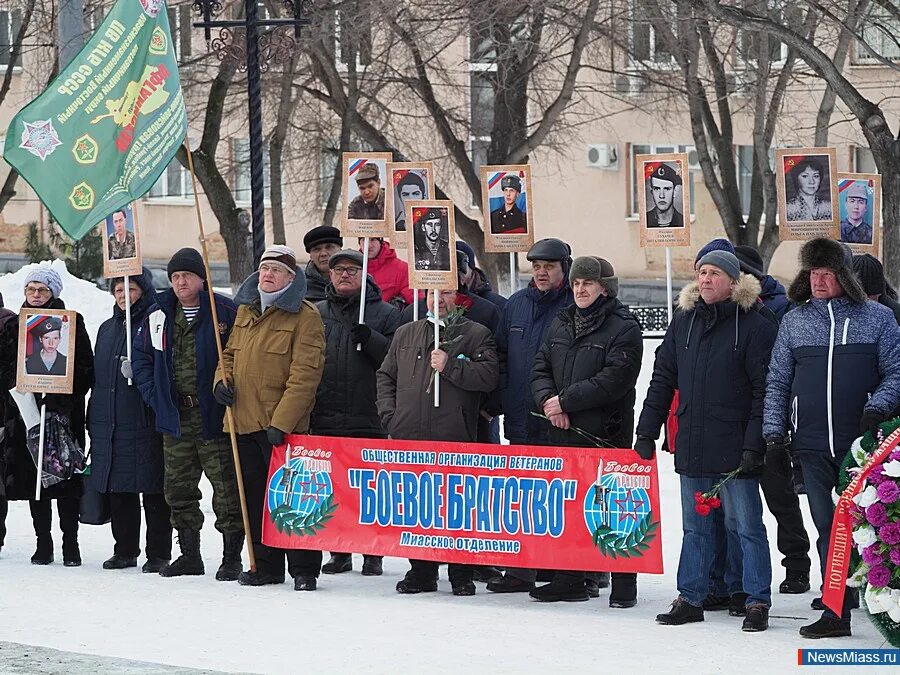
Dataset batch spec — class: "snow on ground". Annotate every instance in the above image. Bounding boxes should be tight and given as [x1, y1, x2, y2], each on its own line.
[0, 277, 892, 673]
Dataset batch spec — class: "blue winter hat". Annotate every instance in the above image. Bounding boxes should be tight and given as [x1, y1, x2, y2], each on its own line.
[694, 238, 735, 266]
[24, 266, 63, 299]
[697, 250, 741, 280]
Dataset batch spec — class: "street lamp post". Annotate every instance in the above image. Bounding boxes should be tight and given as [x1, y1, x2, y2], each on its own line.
[192, 0, 310, 266]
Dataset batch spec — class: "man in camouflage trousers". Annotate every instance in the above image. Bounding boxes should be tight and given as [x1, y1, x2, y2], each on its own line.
[131, 248, 244, 580]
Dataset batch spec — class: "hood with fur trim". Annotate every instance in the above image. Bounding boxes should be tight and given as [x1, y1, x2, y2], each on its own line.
[787, 237, 866, 304]
[677, 272, 761, 312]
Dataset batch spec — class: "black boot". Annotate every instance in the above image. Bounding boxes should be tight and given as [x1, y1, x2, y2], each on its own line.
[361, 555, 383, 576]
[703, 594, 731, 611]
[472, 566, 503, 584]
[584, 577, 600, 598]
[729, 592, 749, 617]
[656, 598, 704, 625]
[487, 574, 535, 593]
[597, 571, 610, 589]
[103, 554, 137, 570]
[452, 580, 476, 596]
[779, 570, 811, 594]
[159, 529, 204, 577]
[396, 571, 438, 594]
[215, 533, 244, 581]
[142, 557, 169, 574]
[800, 615, 852, 639]
[59, 497, 81, 566]
[238, 569, 285, 586]
[529, 577, 589, 602]
[293, 575, 317, 591]
[742, 604, 769, 632]
[31, 536, 54, 565]
[322, 553, 353, 574]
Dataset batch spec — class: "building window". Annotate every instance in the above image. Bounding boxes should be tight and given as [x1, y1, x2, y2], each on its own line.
[0, 9, 23, 67]
[233, 138, 270, 204]
[468, 17, 498, 194]
[736, 1, 791, 67]
[854, 11, 900, 64]
[167, 3, 193, 62]
[323, 4, 372, 72]
[735, 145, 775, 215]
[628, 0, 673, 66]
[630, 144, 698, 217]
[319, 146, 339, 208]
[855, 146, 878, 173]
[148, 156, 194, 200]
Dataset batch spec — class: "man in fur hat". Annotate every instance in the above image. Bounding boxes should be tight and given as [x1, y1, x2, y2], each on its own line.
[636, 249, 776, 632]
[765, 237, 900, 639]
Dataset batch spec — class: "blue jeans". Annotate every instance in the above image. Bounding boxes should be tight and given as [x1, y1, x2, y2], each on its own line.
[794, 449, 854, 620]
[709, 508, 743, 596]
[677, 474, 772, 607]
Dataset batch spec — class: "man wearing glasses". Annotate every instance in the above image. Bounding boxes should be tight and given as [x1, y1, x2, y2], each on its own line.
[312, 250, 403, 577]
[215, 245, 326, 591]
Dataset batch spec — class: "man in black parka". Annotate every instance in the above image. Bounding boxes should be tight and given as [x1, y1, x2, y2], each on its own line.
[529, 256, 643, 606]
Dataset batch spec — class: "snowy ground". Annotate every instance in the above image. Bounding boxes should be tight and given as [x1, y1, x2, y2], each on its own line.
[0, 263, 893, 673]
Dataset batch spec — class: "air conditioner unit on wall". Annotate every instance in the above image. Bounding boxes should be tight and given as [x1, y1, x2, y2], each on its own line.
[586, 144, 619, 170]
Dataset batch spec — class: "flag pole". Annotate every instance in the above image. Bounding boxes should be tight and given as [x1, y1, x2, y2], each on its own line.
[357, 237, 369, 351]
[183, 137, 256, 572]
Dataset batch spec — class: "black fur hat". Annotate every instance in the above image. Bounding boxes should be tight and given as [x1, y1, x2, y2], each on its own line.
[787, 237, 866, 304]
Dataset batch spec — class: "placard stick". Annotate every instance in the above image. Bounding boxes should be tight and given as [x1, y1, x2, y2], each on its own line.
[124, 273, 132, 385]
[665, 247, 673, 325]
[357, 237, 369, 351]
[35, 403, 46, 501]
[509, 252, 516, 295]
[433, 288, 440, 408]
[413, 289, 419, 321]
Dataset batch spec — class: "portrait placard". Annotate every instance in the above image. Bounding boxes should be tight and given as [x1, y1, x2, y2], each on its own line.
[16, 309, 76, 395]
[385, 162, 436, 249]
[480, 165, 535, 253]
[340, 152, 393, 238]
[405, 199, 458, 289]
[100, 202, 142, 278]
[636, 153, 692, 248]
[836, 173, 881, 256]
[776, 148, 839, 241]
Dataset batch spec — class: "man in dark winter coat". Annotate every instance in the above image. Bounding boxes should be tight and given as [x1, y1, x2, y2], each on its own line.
[303, 226, 343, 302]
[313, 249, 403, 577]
[853, 254, 900, 324]
[457, 241, 507, 309]
[636, 250, 776, 632]
[132, 248, 244, 581]
[734, 245, 790, 320]
[765, 238, 900, 639]
[400, 266, 501, 334]
[89, 270, 172, 572]
[495, 238, 573, 445]
[497, 257, 642, 607]
[377, 288, 499, 596]
[215, 245, 326, 591]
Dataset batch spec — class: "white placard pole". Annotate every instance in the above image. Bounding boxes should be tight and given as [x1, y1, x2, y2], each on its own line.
[665, 247, 673, 325]
[413, 289, 419, 321]
[357, 237, 370, 351]
[124, 274, 133, 385]
[509, 251, 517, 296]
[433, 288, 440, 408]
[35, 402, 47, 501]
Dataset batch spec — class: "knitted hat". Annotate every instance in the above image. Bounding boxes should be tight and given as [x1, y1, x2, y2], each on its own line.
[328, 249, 364, 269]
[787, 237, 866, 304]
[303, 226, 343, 253]
[853, 253, 885, 297]
[24, 267, 63, 299]
[569, 256, 618, 298]
[259, 245, 297, 276]
[167, 248, 207, 280]
[456, 240, 477, 268]
[734, 245, 764, 278]
[697, 250, 741, 280]
[694, 238, 735, 265]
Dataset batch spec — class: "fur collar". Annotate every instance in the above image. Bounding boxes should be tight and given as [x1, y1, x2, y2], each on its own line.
[678, 273, 761, 312]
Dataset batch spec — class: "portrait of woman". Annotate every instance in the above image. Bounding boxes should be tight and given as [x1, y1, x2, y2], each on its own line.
[785, 156, 832, 223]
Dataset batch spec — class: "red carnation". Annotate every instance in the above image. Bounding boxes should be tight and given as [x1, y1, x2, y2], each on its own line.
[708, 496, 721, 509]
[695, 503, 711, 516]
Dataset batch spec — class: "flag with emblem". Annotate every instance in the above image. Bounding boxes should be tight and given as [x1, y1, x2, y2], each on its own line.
[3, 0, 187, 240]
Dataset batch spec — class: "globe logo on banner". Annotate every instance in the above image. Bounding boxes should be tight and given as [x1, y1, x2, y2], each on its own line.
[267, 446, 338, 537]
[584, 467, 658, 558]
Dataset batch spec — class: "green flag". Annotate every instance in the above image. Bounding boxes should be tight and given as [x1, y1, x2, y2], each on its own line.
[3, 0, 187, 240]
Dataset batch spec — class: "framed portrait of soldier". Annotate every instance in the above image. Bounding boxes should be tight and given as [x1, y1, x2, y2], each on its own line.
[384, 162, 435, 248]
[405, 199, 458, 289]
[836, 173, 881, 255]
[16, 309, 76, 395]
[100, 202, 142, 278]
[775, 147, 839, 241]
[480, 165, 535, 253]
[637, 153, 691, 248]
[340, 152, 393, 238]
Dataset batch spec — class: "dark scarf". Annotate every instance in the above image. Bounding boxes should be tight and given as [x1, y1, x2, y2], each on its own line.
[573, 294, 608, 338]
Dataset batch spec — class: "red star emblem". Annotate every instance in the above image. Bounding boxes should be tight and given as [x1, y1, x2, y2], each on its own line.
[19, 119, 62, 161]
[613, 488, 641, 526]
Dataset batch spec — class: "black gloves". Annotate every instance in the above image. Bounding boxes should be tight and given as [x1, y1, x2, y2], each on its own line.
[214, 381, 234, 407]
[350, 323, 372, 346]
[634, 436, 656, 460]
[765, 435, 789, 454]
[739, 450, 765, 476]
[860, 410, 885, 437]
[266, 426, 286, 447]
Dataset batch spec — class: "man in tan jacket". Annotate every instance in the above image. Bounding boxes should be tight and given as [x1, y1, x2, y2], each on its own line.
[214, 245, 326, 591]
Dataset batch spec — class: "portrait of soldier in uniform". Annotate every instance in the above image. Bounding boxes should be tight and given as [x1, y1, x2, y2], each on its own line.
[489, 174, 528, 235]
[348, 162, 386, 221]
[25, 316, 68, 376]
[839, 181, 873, 245]
[645, 163, 684, 229]
[393, 171, 427, 232]
[412, 207, 451, 272]
[107, 208, 137, 260]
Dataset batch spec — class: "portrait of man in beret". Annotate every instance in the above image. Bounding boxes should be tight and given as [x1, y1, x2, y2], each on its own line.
[412, 207, 451, 272]
[645, 162, 685, 229]
[25, 316, 68, 376]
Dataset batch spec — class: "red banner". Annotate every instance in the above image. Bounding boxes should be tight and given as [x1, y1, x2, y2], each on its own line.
[261, 435, 664, 573]
[823, 428, 900, 614]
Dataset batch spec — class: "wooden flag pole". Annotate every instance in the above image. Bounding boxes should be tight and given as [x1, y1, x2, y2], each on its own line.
[183, 137, 256, 572]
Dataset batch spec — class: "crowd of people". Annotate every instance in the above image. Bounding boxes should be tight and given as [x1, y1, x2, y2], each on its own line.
[1, 227, 897, 641]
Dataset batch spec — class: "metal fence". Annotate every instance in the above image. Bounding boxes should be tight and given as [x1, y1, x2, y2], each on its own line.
[630, 306, 670, 338]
